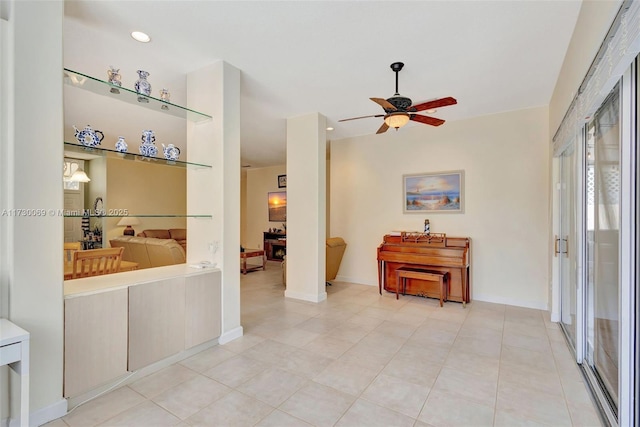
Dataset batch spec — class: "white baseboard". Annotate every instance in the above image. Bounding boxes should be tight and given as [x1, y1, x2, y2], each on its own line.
[5, 398, 67, 427]
[333, 275, 375, 286]
[284, 289, 327, 303]
[218, 326, 243, 345]
[473, 293, 549, 311]
[550, 311, 560, 322]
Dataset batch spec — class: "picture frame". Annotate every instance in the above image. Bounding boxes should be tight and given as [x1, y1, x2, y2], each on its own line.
[268, 191, 287, 221]
[278, 174, 287, 188]
[403, 170, 464, 213]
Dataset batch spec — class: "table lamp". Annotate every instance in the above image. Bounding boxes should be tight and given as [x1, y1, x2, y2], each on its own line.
[117, 217, 140, 236]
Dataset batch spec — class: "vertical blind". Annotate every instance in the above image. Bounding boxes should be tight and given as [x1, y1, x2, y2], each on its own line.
[553, 0, 640, 156]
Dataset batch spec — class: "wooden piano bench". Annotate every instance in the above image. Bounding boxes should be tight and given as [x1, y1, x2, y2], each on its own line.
[395, 267, 448, 307]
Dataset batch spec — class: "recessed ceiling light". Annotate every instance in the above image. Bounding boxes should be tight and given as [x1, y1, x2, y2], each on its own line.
[131, 31, 151, 43]
[326, 127, 334, 131]
[425, 109, 437, 114]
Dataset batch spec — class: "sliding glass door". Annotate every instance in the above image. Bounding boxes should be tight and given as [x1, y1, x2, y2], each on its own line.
[559, 142, 578, 350]
[584, 85, 621, 414]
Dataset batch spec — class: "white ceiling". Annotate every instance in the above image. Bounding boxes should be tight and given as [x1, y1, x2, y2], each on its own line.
[63, 1, 583, 168]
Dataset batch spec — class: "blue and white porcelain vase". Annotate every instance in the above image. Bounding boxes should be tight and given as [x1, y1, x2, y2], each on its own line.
[134, 70, 151, 97]
[115, 136, 128, 153]
[139, 130, 157, 157]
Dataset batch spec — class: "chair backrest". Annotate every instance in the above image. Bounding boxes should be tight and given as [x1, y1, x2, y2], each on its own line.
[71, 247, 124, 279]
[64, 242, 82, 263]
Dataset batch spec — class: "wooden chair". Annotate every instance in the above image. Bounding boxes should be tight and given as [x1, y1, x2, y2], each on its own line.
[71, 247, 124, 279]
[64, 242, 82, 263]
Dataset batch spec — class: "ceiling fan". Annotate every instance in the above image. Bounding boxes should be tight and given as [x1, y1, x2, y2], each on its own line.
[339, 62, 457, 134]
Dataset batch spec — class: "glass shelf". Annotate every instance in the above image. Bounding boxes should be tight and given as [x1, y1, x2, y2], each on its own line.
[63, 68, 213, 123]
[64, 142, 212, 169]
[63, 213, 212, 218]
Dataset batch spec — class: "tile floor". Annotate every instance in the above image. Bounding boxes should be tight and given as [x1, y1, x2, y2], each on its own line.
[47, 262, 603, 426]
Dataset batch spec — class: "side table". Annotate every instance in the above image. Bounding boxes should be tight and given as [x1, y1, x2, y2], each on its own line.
[0, 319, 30, 427]
[240, 249, 266, 274]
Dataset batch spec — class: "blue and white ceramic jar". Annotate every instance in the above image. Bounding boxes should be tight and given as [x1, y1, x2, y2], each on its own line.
[134, 70, 151, 97]
[115, 136, 128, 153]
[162, 143, 180, 161]
[139, 130, 157, 157]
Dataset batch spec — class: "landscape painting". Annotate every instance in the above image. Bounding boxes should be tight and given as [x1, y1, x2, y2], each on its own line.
[403, 171, 464, 213]
[268, 191, 287, 221]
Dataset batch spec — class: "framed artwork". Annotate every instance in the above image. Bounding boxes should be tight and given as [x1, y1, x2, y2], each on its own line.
[268, 191, 287, 221]
[403, 170, 464, 213]
[278, 174, 287, 188]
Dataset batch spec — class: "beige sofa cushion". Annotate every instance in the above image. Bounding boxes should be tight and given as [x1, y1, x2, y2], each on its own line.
[110, 236, 186, 269]
[169, 228, 186, 240]
[136, 228, 187, 253]
[145, 238, 186, 267]
[137, 229, 171, 239]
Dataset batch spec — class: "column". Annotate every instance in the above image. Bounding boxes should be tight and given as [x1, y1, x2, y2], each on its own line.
[285, 113, 327, 302]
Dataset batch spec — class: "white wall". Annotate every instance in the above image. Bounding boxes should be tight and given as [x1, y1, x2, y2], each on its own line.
[330, 107, 550, 309]
[245, 165, 286, 249]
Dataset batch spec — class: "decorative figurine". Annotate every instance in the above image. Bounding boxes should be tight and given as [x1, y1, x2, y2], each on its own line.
[73, 125, 104, 148]
[159, 88, 170, 110]
[424, 219, 430, 235]
[107, 66, 122, 93]
[159, 88, 170, 102]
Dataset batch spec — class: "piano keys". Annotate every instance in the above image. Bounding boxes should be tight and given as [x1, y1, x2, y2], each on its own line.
[377, 233, 470, 305]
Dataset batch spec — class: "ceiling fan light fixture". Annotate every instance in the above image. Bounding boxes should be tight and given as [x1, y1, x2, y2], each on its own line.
[384, 112, 410, 129]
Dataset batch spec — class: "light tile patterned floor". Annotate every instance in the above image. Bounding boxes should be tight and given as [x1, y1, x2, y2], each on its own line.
[47, 262, 603, 426]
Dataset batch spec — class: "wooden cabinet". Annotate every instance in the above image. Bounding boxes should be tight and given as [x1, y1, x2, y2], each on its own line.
[128, 278, 186, 371]
[264, 231, 286, 260]
[64, 289, 128, 397]
[64, 268, 221, 397]
[185, 273, 221, 349]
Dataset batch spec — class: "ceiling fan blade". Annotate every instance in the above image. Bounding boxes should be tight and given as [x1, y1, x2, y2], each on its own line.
[410, 114, 445, 127]
[370, 97, 397, 111]
[411, 97, 457, 112]
[338, 114, 384, 122]
[376, 122, 390, 134]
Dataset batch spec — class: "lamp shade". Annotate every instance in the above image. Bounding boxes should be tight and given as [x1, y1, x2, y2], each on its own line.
[70, 168, 91, 182]
[117, 217, 140, 227]
[384, 112, 410, 129]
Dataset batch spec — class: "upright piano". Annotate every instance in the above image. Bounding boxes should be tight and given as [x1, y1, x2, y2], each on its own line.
[377, 233, 470, 305]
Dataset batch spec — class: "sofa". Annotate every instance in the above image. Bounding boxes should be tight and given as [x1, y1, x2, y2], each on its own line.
[282, 237, 347, 285]
[137, 229, 187, 252]
[110, 236, 186, 269]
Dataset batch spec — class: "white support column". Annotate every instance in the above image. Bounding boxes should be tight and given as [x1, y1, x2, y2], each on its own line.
[1, 1, 67, 425]
[187, 61, 243, 344]
[285, 113, 327, 303]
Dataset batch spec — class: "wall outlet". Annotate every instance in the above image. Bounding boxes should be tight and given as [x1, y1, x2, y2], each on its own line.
[209, 241, 219, 253]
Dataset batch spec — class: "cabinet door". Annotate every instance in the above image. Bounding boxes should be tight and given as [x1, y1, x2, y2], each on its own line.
[185, 271, 221, 349]
[64, 289, 128, 397]
[128, 277, 185, 371]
